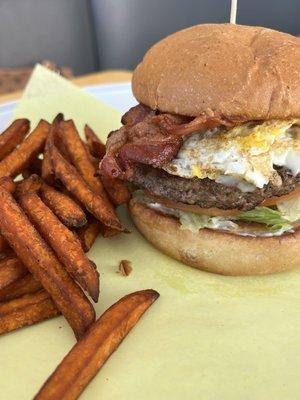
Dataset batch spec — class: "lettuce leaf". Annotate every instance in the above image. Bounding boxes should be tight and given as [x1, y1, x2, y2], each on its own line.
[277, 197, 300, 222]
[178, 208, 293, 236]
[236, 207, 292, 231]
[179, 212, 238, 233]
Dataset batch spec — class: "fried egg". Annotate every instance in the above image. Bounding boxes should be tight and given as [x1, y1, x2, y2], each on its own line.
[163, 119, 300, 190]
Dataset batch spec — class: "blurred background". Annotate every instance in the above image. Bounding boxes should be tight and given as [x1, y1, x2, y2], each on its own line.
[0, 0, 298, 93]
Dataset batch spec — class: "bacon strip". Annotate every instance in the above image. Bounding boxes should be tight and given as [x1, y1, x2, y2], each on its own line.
[118, 141, 182, 170]
[101, 104, 236, 179]
[166, 115, 233, 136]
[121, 103, 155, 126]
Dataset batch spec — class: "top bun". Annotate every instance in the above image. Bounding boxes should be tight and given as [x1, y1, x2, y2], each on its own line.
[132, 24, 300, 120]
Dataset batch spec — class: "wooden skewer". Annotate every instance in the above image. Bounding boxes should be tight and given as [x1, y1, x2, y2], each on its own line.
[230, 0, 238, 24]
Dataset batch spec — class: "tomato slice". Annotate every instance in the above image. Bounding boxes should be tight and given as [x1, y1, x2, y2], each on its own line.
[146, 192, 240, 217]
[261, 187, 300, 206]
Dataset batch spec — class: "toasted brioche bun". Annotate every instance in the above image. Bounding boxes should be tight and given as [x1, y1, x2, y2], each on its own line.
[132, 24, 300, 120]
[129, 199, 300, 276]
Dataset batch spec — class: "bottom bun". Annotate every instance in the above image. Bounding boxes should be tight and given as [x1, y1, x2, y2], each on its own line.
[129, 199, 300, 276]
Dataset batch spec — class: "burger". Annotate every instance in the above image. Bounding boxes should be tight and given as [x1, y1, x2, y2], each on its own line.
[101, 23, 300, 276]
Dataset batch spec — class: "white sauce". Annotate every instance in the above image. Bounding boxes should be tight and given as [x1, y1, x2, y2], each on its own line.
[144, 201, 293, 238]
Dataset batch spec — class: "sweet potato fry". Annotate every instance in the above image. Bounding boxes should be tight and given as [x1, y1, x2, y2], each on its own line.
[83, 126, 130, 206]
[0, 177, 16, 193]
[101, 175, 131, 206]
[50, 145, 124, 232]
[84, 124, 106, 160]
[52, 113, 64, 124]
[0, 273, 42, 302]
[0, 290, 60, 335]
[34, 289, 159, 400]
[15, 174, 42, 197]
[77, 218, 101, 252]
[40, 183, 87, 228]
[84, 144, 99, 169]
[19, 192, 99, 302]
[16, 175, 87, 228]
[84, 160, 130, 207]
[42, 114, 63, 184]
[0, 119, 30, 161]
[42, 142, 53, 183]
[0, 119, 50, 178]
[58, 120, 107, 197]
[0, 187, 95, 339]
[104, 224, 131, 238]
[0, 257, 28, 290]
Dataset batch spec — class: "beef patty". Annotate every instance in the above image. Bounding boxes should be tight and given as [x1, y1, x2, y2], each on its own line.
[128, 165, 300, 210]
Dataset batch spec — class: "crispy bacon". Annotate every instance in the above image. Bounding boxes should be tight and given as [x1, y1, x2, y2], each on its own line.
[166, 115, 233, 136]
[101, 104, 236, 179]
[118, 140, 182, 170]
[100, 152, 124, 179]
[121, 104, 155, 126]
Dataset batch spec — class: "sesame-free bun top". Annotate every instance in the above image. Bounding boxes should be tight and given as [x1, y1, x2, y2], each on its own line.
[132, 24, 300, 120]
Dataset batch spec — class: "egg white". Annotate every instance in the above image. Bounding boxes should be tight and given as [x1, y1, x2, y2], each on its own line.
[163, 120, 300, 190]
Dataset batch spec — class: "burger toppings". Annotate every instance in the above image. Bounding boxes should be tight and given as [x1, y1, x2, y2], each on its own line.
[164, 119, 300, 188]
[134, 191, 300, 237]
[101, 104, 237, 178]
[101, 105, 300, 237]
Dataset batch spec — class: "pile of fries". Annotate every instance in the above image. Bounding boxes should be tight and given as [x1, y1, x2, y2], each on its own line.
[0, 116, 158, 399]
